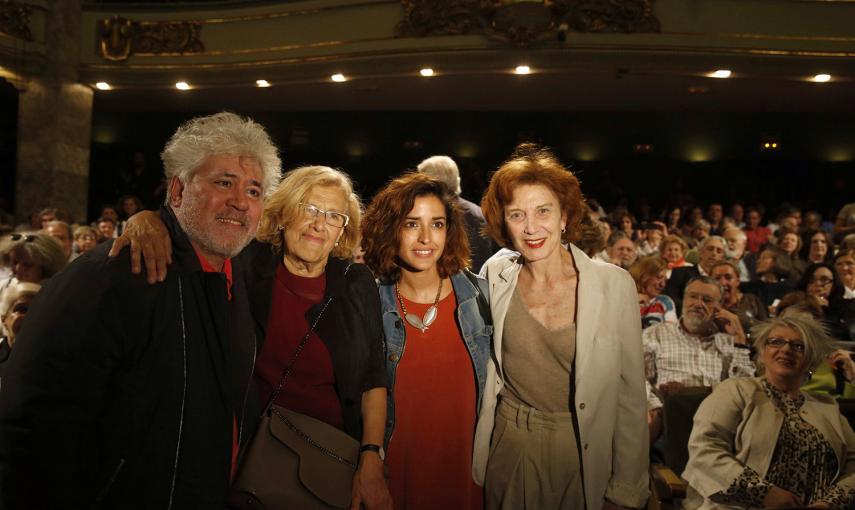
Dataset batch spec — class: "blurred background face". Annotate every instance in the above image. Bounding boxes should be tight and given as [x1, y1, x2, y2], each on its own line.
[642, 270, 667, 297]
[780, 233, 799, 255]
[663, 242, 683, 263]
[806, 267, 834, 300]
[711, 265, 739, 303]
[836, 255, 855, 286]
[75, 233, 98, 253]
[620, 216, 633, 234]
[668, 208, 681, 224]
[9, 251, 42, 283]
[756, 250, 777, 274]
[747, 211, 761, 228]
[2, 294, 34, 347]
[609, 238, 637, 268]
[809, 232, 828, 260]
[98, 221, 115, 240]
[723, 230, 746, 259]
[708, 204, 723, 222]
[699, 238, 725, 270]
[731, 204, 744, 222]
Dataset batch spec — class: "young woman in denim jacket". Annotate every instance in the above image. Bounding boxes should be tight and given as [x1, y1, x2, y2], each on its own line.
[361, 172, 492, 510]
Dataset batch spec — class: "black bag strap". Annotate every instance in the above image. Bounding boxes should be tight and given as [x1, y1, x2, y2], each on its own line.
[463, 269, 492, 328]
[265, 262, 352, 412]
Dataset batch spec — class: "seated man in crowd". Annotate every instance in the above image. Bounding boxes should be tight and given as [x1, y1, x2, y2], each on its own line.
[644, 276, 755, 400]
[0, 111, 280, 509]
[664, 235, 727, 308]
[722, 226, 755, 282]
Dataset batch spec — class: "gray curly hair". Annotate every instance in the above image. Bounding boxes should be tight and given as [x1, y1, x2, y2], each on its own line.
[161, 112, 281, 203]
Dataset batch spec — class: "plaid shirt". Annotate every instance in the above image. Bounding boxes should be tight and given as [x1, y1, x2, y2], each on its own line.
[643, 321, 755, 389]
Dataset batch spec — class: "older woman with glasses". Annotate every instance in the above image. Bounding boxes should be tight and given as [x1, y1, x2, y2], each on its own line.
[683, 312, 855, 509]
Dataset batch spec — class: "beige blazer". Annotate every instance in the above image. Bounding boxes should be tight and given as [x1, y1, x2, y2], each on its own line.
[683, 377, 855, 510]
[472, 244, 650, 509]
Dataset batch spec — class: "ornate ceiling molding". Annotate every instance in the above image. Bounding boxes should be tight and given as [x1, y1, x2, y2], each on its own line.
[0, 2, 33, 42]
[98, 16, 204, 62]
[397, 0, 660, 47]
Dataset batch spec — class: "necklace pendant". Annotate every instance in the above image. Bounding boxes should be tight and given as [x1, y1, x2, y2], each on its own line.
[405, 313, 426, 332]
[422, 305, 437, 329]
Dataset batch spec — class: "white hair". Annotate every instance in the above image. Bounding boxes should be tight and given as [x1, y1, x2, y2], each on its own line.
[161, 112, 282, 203]
[417, 155, 461, 195]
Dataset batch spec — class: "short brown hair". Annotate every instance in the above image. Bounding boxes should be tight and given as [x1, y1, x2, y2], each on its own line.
[481, 144, 584, 249]
[709, 259, 739, 276]
[362, 172, 470, 284]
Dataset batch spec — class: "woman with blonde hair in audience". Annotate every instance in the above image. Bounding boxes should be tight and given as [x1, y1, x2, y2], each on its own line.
[361, 172, 490, 510]
[474, 144, 648, 510]
[629, 256, 677, 329]
[660, 234, 692, 278]
[0, 233, 66, 314]
[835, 249, 855, 299]
[683, 312, 855, 509]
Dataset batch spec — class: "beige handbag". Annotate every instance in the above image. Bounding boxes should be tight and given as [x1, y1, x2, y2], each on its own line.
[229, 292, 360, 509]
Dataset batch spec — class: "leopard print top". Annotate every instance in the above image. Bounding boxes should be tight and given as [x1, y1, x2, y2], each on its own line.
[715, 379, 854, 509]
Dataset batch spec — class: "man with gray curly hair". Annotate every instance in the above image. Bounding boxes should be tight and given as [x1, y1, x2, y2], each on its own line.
[0, 112, 281, 509]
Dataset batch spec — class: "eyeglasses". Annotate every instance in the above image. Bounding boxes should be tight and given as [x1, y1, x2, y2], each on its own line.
[8, 234, 38, 242]
[765, 337, 806, 353]
[298, 203, 349, 228]
[809, 277, 833, 286]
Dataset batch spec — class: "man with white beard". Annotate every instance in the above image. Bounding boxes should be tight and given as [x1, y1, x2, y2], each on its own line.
[643, 276, 755, 400]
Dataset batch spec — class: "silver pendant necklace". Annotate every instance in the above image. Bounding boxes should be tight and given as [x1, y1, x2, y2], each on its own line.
[395, 279, 443, 333]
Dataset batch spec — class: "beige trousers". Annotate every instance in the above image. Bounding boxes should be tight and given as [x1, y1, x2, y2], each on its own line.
[485, 398, 585, 510]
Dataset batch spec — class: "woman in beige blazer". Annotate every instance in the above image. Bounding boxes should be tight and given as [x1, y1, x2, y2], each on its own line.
[472, 144, 649, 510]
[683, 312, 855, 509]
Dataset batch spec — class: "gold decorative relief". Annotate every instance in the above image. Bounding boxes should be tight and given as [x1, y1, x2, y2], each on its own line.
[397, 0, 659, 46]
[552, 0, 660, 33]
[0, 2, 33, 42]
[99, 16, 204, 62]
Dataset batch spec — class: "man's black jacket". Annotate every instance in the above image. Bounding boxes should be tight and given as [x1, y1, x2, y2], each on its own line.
[0, 207, 256, 510]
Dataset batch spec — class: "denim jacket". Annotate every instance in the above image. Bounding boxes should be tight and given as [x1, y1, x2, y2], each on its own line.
[379, 270, 492, 445]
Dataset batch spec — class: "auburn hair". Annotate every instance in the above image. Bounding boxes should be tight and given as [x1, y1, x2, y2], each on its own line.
[481, 144, 585, 249]
[362, 172, 470, 284]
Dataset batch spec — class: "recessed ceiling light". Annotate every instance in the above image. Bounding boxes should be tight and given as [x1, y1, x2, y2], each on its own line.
[708, 70, 731, 79]
[331, 73, 347, 83]
[95, 82, 111, 91]
[419, 68, 434, 77]
[514, 65, 532, 75]
[256, 79, 271, 88]
[813, 74, 831, 83]
[175, 81, 191, 90]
